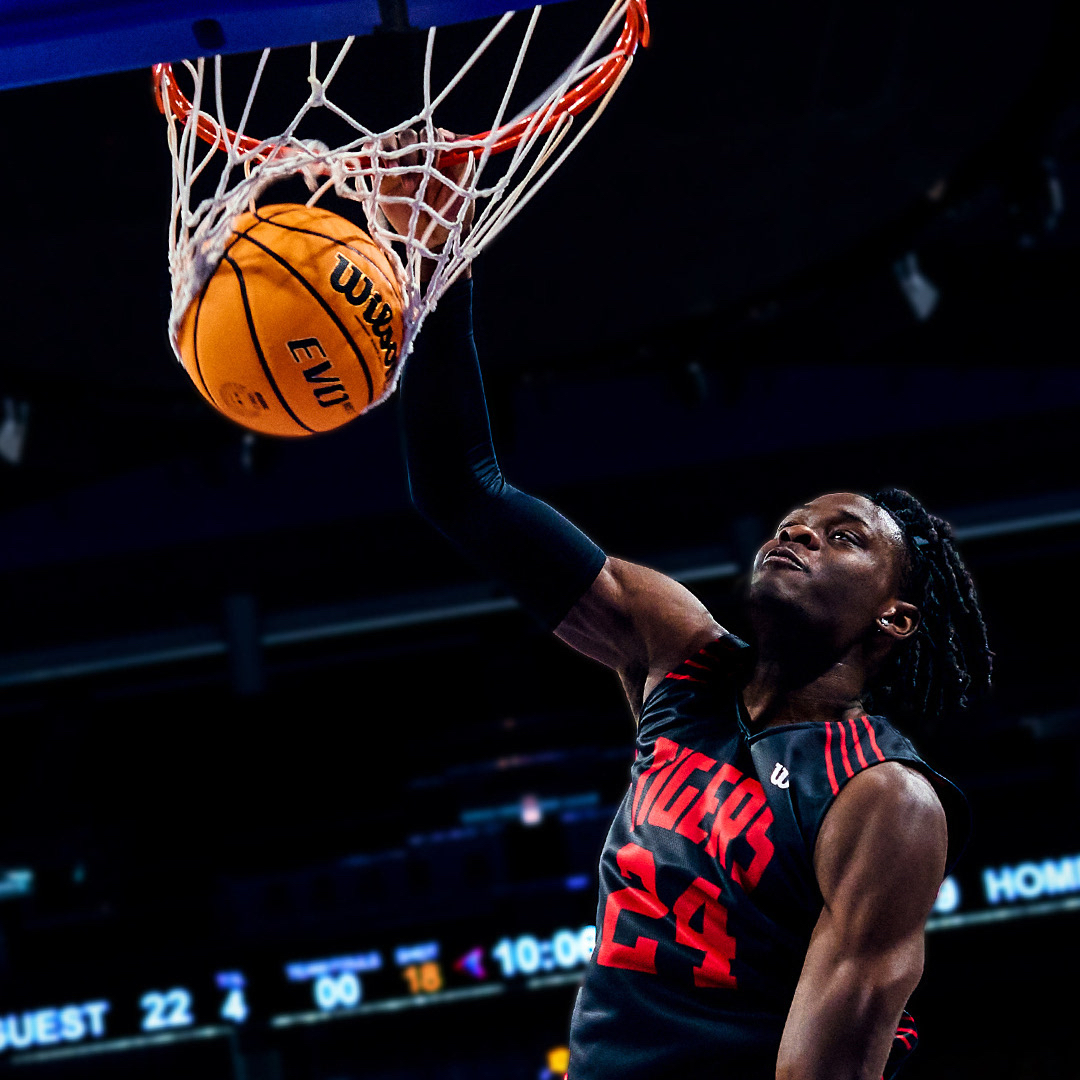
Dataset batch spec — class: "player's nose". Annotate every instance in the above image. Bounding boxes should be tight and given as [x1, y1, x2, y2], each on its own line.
[779, 522, 819, 548]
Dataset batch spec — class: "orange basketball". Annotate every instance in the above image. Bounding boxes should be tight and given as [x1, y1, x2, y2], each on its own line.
[177, 203, 404, 437]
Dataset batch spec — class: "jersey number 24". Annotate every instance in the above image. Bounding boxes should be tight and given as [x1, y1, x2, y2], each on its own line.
[596, 842, 737, 988]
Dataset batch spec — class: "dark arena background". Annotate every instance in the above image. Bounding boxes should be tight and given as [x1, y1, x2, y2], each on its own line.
[1, 0, 1079, 1076]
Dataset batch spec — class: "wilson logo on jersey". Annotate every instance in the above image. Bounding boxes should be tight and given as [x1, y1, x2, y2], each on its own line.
[770, 763, 790, 789]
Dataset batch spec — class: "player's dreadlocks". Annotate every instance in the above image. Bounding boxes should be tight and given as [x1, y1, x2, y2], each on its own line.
[866, 487, 993, 724]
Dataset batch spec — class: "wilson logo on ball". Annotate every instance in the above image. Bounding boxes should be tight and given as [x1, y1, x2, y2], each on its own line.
[328, 254, 399, 374]
[176, 203, 404, 438]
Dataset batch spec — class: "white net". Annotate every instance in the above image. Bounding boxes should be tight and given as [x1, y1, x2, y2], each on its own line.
[159, 0, 647, 400]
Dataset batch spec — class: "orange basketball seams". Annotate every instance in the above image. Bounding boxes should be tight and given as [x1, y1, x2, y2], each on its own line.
[176, 203, 404, 438]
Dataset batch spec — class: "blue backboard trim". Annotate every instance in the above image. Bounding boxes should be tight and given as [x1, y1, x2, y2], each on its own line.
[0, 0, 553, 89]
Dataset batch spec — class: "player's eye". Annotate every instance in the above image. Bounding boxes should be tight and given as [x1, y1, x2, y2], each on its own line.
[832, 530, 862, 545]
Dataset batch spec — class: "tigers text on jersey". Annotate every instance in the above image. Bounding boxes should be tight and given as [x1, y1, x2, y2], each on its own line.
[568, 635, 968, 1080]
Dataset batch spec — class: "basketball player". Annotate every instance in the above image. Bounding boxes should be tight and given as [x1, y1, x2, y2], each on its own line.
[382, 136, 992, 1079]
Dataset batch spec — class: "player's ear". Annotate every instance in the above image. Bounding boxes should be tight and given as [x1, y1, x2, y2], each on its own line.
[877, 602, 920, 640]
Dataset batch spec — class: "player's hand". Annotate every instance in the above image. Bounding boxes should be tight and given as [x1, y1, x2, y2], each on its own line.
[376, 127, 475, 255]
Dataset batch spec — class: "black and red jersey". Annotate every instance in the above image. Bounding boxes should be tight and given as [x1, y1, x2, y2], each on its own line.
[568, 634, 968, 1080]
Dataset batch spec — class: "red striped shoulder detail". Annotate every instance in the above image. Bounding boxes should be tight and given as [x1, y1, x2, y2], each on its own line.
[827, 718, 894, 799]
[860, 715, 886, 762]
[824, 722, 839, 795]
[665, 673, 707, 683]
[836, 721, 855, 779]
[848, 717, 870, 769]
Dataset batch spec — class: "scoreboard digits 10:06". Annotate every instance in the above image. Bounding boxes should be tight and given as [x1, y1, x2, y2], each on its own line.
[490, 927, 596, 978]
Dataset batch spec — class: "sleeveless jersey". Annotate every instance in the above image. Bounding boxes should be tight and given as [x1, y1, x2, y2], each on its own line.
[568, 635, 969, 1080]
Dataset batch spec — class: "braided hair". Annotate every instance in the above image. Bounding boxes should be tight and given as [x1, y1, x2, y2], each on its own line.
[867, 487, 993, 723]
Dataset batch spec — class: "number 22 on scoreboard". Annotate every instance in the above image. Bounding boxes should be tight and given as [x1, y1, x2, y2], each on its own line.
[139, 988, 194, 1031]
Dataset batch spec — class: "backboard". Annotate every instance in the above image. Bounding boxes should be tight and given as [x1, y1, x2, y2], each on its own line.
[0, 0, 565, 89]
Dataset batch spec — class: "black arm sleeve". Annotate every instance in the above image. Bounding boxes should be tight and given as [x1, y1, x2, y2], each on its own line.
[399, 278, 606, 629]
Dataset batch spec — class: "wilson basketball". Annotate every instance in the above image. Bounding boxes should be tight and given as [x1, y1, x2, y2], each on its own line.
[176, 203, 404, 437]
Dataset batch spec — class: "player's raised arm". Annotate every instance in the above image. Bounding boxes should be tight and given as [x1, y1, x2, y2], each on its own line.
[389, 137, 721, 714]
[398, 276, 604, 625]
[775, 762, 949, 1080]
[398, 281, 721, 712]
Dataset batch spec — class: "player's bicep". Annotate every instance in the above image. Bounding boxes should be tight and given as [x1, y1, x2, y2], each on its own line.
[814, 763, 948, 948]
[776, 764, 948, 1080]
[554, 556, 723, 693]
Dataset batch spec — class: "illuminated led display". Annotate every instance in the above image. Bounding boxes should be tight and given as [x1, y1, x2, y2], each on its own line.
[4, 855, 1079, 1064]
[0, 1002, 109, 1053]
[401, 962, 443, 995]
[312, 974, 362, 1011]
[284, 952, 382, 982]
[983, 855, 1080, 905]
[491, 928, 596, 977]
[394, 942, 439, 966]
[933, 876, 961, 915]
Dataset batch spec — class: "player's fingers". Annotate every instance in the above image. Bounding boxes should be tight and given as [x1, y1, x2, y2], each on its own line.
[433, 130, 474, 188]
[397, 126, 422, 169]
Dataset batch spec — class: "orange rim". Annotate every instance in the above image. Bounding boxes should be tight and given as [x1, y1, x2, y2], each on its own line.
[153, 0, 648, 166]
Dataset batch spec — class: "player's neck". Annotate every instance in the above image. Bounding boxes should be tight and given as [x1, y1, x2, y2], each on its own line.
[742, 659, 868, 729]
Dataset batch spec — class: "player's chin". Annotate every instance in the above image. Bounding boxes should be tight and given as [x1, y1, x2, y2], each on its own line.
[748, 566, 808, 602]
[746, 570, 820, 626]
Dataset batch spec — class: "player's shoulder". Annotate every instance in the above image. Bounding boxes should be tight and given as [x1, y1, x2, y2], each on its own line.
[816, 760, 948, 894]
[840, 715, 968, 866]
[748, 712, 965, 868]
[836, 759, 945, 827]
[640, 632, 752, 709]
[813, 715, 949, 845]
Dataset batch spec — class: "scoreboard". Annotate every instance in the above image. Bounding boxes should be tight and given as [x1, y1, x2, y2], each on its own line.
[4, 846, 1080, 1064]
[276, 925, 595, 1025]
[0, 923, 596, 1062]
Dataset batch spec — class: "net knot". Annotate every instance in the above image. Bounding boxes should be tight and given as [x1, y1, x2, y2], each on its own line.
[306, 74, 327, 107]
[298, 140, 330, 192]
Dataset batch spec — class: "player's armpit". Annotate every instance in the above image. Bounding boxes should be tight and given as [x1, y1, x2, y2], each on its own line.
[554, 557, 725, 717]
[775, 762, 948, 1080]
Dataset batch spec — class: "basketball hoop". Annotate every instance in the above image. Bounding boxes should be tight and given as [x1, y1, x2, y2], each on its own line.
[154, 0, 649, 403]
